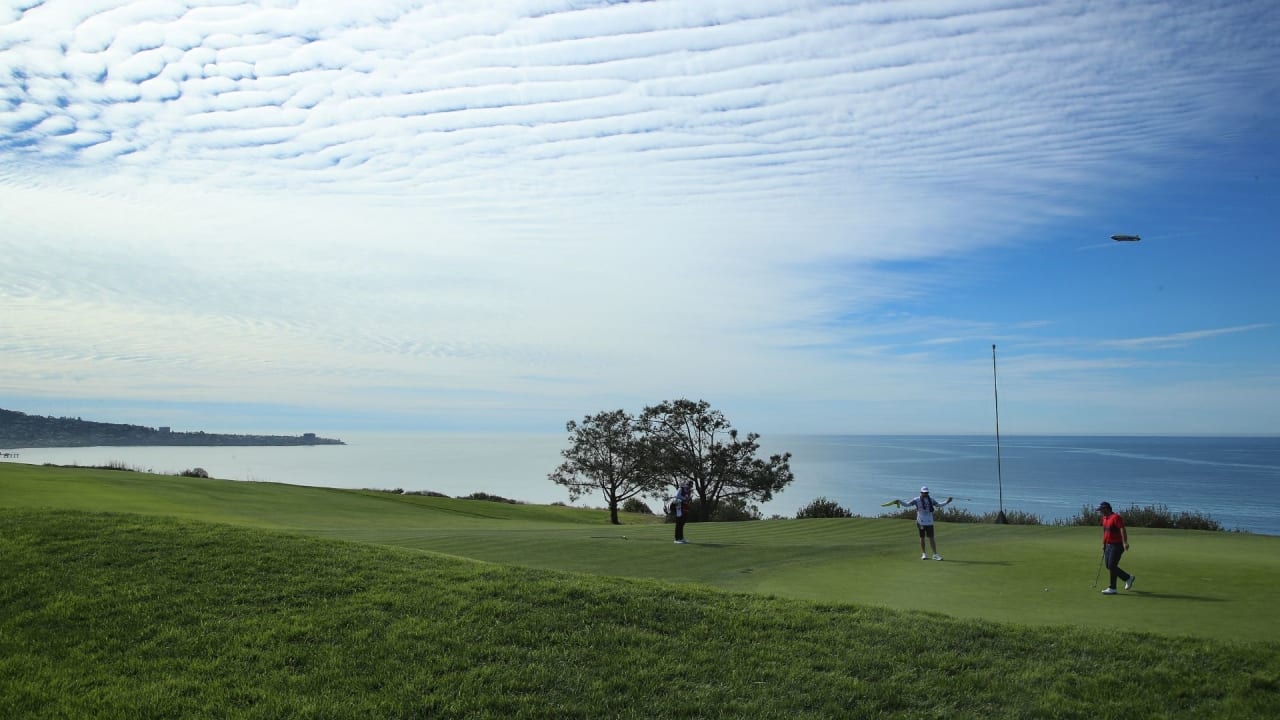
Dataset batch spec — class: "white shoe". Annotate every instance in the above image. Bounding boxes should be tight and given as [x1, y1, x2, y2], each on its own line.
[1101, 588, 1117, 595]
[933, 554, 943, 561]
[675, 539, 688, 544]
[921, 553, 928, 560]
[1125, 575, 1136, 590]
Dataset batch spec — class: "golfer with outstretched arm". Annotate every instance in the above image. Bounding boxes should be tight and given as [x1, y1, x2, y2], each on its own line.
[1097, 501, 1135, 595]
[899, 486, 952, 560]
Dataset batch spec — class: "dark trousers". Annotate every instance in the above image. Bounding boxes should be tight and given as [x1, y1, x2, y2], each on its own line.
[1104, 543, 1131, 589]
[675, 515, 686, 541]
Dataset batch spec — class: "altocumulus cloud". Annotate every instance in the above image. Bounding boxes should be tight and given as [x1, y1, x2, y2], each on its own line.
[0, 0, 1276, 432]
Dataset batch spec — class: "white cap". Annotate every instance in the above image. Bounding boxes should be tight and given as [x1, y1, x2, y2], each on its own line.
[920, 486, 930, 493]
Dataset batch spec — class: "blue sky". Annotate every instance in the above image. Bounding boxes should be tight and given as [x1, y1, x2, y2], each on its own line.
[1, 0, 1277, 436]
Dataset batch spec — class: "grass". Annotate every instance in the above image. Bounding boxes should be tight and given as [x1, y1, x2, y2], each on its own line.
[2, 463, 1279, 718]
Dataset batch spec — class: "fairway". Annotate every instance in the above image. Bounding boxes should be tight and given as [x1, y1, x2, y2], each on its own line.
[3, 463, 1277, 643]
[335, 517, 1279, 643]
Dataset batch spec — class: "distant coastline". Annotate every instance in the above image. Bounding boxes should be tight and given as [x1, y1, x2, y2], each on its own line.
[0, 408, 343, 449]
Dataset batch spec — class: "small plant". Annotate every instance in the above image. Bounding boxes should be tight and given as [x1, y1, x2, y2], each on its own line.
[795, 497, 854, 519]
[179, 468, 209, 478]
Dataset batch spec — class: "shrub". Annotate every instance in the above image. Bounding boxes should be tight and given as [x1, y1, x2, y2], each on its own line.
[940, 507, 1044, 525]
[795, 497, 854, 519]
[460, 492, 520, 504]
[621, 497, 654, 515]
[878, 506, 1044, 525]
[707, 497, 761, 522]
[77, 461, 147, 472]
[1062, 503, 1222, 531]
[180, 467, 210, 478]
[664, 498, 761, 523]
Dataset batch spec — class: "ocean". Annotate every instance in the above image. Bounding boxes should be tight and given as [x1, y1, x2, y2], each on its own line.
[6, 434, 1278, 535]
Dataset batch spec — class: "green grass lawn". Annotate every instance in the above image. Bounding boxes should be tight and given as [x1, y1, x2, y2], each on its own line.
[2, 462, 1278, 718]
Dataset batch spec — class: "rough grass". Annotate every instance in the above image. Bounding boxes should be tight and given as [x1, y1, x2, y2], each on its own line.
[2, 509, 1277, 720]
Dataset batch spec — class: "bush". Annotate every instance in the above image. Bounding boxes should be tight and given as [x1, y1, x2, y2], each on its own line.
[706, 497, 761, 522]
[180, 467, 209, 478]
[664, 498, 761, 523]
[459, 492, 520, 504]
[878, 506, 917, 521]
[878, 506, 1044, 525]
[1062, 503, 1222, 531]
[941, 507, 1044, 525]
[795, 497, 854, 519]
[621, 497, 654, 515]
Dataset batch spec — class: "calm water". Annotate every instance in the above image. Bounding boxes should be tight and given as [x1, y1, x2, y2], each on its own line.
[6, 434, 1278, 535]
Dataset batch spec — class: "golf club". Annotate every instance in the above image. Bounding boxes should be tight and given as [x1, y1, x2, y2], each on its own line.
[1092, 551, 1104, 588]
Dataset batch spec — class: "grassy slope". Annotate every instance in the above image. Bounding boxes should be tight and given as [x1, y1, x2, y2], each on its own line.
[5, 463, 1275, 643]
[3, 510, 1277, 719]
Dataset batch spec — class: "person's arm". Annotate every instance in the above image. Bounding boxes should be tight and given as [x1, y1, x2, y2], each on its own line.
[1121, 524, 1129, 550]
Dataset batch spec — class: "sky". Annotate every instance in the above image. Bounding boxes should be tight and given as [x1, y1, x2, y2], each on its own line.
[1, 0, 1277, 437]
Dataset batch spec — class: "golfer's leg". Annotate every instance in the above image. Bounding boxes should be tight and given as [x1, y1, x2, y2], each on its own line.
[1113, 547, 1128, 583]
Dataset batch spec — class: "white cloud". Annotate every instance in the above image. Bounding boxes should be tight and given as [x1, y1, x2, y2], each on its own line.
[1099, 325, 1271, 351]
[1, 0, 1277, 433]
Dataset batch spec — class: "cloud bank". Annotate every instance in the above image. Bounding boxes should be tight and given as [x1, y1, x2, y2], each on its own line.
[1, 0, 1277, 434]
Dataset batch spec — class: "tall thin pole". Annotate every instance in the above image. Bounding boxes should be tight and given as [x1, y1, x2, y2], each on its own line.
[992, 344, 1008, 524]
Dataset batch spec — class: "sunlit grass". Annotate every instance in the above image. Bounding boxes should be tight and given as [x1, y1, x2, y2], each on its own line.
[2, 462, 1279, 717]
[2, 509, 1277, 719]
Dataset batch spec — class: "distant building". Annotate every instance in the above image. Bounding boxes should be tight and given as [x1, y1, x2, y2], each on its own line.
[303, 433, 316, 441]
[159, 426, 171, 434]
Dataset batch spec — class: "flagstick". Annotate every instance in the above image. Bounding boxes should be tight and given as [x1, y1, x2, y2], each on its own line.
[992, 344, 1008, 524]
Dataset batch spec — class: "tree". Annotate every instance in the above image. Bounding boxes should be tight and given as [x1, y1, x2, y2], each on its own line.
[639, 399, 793, 522]
[548, 409, 653, 525]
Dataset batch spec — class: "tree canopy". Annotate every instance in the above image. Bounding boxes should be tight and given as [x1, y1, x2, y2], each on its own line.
[547, 409, 649, 525]
[640, 399, 794, 522]
[548, 399, 794, 524]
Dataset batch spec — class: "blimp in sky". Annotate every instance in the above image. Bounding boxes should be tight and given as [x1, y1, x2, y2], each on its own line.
[1110, 234, 1141, 242]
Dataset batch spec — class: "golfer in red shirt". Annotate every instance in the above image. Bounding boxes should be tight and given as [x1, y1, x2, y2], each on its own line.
[1098, 501, 1135, 595]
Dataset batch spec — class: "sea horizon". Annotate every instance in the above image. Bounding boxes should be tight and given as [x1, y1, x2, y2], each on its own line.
[6, 432, 1278, 536]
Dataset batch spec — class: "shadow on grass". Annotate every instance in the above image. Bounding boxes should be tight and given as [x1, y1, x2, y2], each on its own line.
[932, 559, 1013, 566]
[1125, 591, 1226, 603]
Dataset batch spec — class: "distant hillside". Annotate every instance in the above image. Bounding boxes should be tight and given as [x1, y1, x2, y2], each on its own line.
[0, 408, 343, 448]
